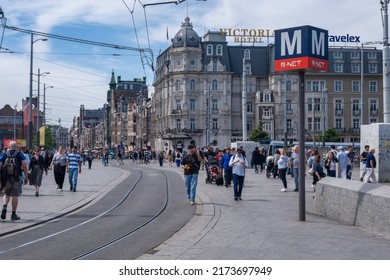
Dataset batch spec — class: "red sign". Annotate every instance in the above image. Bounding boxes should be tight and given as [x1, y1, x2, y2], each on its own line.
[3, 139, 27, 148]
[274, 57, 329, 72]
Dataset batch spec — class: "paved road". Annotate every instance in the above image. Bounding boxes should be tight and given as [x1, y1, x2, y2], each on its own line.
[2, 160, 390, 259]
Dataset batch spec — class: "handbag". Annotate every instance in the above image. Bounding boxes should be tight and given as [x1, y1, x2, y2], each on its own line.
[308, 167, 315, 175]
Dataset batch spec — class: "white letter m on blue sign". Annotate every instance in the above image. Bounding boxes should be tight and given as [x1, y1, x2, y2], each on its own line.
[312, 30, 325, 56]
[281, 30, 302, 56]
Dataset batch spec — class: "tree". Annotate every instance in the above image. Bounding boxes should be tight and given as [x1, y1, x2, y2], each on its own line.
[248, 124, 270, 142]
[323, 128, 340, 142]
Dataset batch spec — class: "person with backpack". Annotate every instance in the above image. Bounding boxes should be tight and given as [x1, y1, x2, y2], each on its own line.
[181, 144, 202, 205]
[0, 141, 28, 221]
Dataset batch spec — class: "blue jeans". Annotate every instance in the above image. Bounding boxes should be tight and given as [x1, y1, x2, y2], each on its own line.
[293, 168, 299, 190]
[184, 173, 198, 202]
[233, 173, 245, 198]
[68, 168, 79, 189]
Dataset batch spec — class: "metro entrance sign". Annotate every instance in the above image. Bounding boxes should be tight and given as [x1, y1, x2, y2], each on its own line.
[274, 25, 329, 72]
[274, 25, 328, 222]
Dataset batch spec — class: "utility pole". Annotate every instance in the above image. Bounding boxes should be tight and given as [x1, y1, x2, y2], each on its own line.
[382, 0, 390, 123]
[242, 57, 248, 141]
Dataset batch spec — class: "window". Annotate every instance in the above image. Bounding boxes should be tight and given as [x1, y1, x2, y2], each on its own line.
[351, 63, 360, 73]
[213, 57, 218, 71]
[212, 99, 218, 110]
[351, 52, 360, 59]
[370, 118, 377, 123]
[247, 121, 253, 132]
[190, 79, 196, 91]
[314, 117, 321, 130]
[176, 119, 181, 130]
[244, 49, 251, 60]
[207, 44, 213, 55]
[190, 118, 196, 129]
[334, 63, 344, 72]
[334, 80, 343, 92]
[175, 80, 181, 91]
[368, 64, 378, 73]
[369, 81, 377, 92]
[335, 100, 343, 110]
[368, 52, 377, 59]
[335, 118, 342, 129]
[352, 81, 360, 92]
[306, 80, 325, 92]
[189, 99, 196, 111]
[263, 121, 272, 131]
[245, 65, 251, 75]
[212, 119, 218, 129]
[286, 80, 292, 91]
[247, 100, 253, 113]
[212, 79, 218, 91]
[352, 100, 360, 111]
[333, 52, 343, 59]
[176, 99, 181, 110]
[353, 118, 360, 129]
[263, 108, 271, 118]
[370, 99, 378, 111]
[264, 93, 271, 102]
[216, 44, 223, 55]
[308, 117, 313, 130]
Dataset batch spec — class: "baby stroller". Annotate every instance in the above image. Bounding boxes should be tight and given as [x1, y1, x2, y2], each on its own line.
[205, 156, 220, 184]
[265, 156, 274, 179]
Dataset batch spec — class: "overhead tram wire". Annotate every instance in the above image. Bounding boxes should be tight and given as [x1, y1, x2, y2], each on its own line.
[2, 24, 154, 71]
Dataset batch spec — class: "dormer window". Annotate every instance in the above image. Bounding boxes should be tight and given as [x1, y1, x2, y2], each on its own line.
[216, 45, 223, 56]
[244, 49, 251, 60]
[207, 44, 213, 55]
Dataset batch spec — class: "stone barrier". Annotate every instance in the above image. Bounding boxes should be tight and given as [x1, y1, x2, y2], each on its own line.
[312, 177, 390, 236]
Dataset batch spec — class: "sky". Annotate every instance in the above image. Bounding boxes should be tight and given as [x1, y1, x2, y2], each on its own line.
[0, 0, 385, 129]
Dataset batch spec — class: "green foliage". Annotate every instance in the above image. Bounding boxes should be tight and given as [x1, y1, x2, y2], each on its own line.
[248, 124, 270, 142]
[323, 128, 340, 142]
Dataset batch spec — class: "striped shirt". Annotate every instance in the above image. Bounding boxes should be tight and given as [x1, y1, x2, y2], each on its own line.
[67, 153, 81, 170]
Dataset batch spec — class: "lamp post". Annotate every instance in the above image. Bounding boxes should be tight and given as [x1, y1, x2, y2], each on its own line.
[137, 91, 144, 149]
[35, 69, 50, 147]
[43, 83, 53, 125]
[242, 57, 248, 141]
[28, 34, 47, 150]
[321, 87, 327, 147]
[381, 0, 390, 123]
[207, 87, 211, 146]
[13, 103, 17, 139]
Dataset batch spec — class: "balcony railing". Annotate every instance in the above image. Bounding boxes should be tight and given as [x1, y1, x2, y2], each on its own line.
[335, 127, 346, 134]
[286, 109, 293, 115]
[212, 109, 219, 114]
[171, 109, 182, 115]
[370, 109, 378, 116]
[335, 109, 344, 116]
[352, 109, 361, 116]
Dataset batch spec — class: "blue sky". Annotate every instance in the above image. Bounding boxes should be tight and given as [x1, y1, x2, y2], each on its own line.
[0, 0, 384, 128]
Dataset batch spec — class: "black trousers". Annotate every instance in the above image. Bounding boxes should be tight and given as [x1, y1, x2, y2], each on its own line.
[54, 164, 66, 189]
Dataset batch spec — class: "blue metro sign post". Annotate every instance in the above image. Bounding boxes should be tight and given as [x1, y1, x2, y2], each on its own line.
[274, 25, 329, 221]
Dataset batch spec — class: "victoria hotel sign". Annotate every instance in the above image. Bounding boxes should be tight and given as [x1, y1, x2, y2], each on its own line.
[220, 28, 361, 44]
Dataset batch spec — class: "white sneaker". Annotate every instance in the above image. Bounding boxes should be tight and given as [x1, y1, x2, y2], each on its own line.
[311, 184, 315, 188]
[281, 188, 287, 192]
[190, 201, 194, 205]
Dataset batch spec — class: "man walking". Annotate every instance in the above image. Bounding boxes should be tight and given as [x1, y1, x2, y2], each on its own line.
[363, 147, 378, 184]
[229, 148, 249, 201]
[0, 141, 28, 220]
[66, 146, 82, 192]
[181, 144, 202, 205]
[360, 145, 370, 182]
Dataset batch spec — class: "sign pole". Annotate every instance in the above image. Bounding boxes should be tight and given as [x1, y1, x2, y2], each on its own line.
[298, 70, 306, 221]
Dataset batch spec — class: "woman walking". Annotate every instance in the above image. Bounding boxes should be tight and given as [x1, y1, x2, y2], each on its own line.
[324, 151, 337, 177]
[278, 148, 288, 192]
[50, 146, 68, 191]
[29, 147, 48, 196]
[312, 154, 325, 189]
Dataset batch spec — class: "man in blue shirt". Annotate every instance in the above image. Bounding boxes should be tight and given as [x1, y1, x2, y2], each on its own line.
[0, 141, 29, 220]
[66, 146, 82, 192]
[363, 147, 377, 184]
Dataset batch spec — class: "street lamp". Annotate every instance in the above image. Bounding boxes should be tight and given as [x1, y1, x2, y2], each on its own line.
[34, 69, 50, 147]
[321, 87, 327, 147]
[28, 34, 47, 150]
[43, 83, 53, 125]
[242, 56, 249, 141]
[137, 91, 144, 149]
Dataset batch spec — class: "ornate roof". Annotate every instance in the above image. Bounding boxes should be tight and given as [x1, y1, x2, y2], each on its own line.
[172, 17, 201, 48]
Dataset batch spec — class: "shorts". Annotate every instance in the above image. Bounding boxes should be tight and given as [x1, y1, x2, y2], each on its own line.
[4, 177, 22, 197]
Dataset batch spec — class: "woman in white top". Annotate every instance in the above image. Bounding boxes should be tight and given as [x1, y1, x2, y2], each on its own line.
[50, 146, 68, 191]
[278, 148, 288, 192]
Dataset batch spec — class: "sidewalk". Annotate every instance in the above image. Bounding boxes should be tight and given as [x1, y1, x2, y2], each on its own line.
[0, 162, 129, 236]
[139, 164, 390, 260]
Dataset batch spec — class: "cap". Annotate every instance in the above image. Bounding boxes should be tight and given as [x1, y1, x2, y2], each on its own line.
[337, 146, 344, 150]
[237, 148, 242, 153]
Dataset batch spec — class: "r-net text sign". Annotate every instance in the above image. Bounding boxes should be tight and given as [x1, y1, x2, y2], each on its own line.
[274, 25, 328, 72]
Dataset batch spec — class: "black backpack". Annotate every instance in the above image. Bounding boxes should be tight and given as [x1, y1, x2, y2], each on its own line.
[3, 151, 20, 183]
